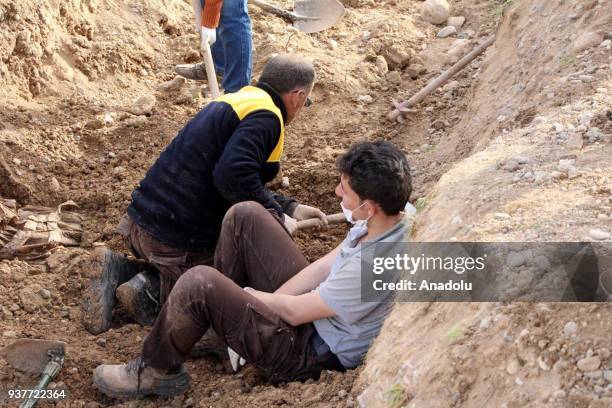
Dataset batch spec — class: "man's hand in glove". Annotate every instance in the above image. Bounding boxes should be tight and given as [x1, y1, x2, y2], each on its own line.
[200, 27, 217, 48]
[283, 214, 298, 236]
[291, 204, 328, 226]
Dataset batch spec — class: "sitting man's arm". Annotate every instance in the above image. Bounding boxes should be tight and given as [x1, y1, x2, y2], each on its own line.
[274, 244, 341, 296]
[213, 111, 287, 218]
[246, 289, 335, 326]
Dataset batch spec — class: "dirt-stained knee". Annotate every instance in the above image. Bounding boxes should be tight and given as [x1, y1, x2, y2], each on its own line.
[224, 201, 266, 224]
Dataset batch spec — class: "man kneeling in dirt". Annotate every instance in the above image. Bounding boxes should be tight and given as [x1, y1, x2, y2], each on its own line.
[82, 54, 327, 335]
[93, 140, 413, 399]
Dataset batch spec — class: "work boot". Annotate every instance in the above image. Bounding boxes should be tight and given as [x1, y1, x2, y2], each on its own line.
[94, 356, 190, 399]
[189, 329, 234, 373]
[175, 63, 207, 81]
[116, 270, 161, 327]
[81, 247, 142, 335]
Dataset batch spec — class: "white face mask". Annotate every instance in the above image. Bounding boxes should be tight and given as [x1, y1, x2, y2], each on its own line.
[341, 202, 371, 242]
[341, 201, 366, 224]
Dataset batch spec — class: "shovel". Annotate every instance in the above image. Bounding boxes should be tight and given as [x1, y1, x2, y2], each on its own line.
[201, 42, 221, 98]
[249, 0, 345, 33]
[0, 339, 66, 408]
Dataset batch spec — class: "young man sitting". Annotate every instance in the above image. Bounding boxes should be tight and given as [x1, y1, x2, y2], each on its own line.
[93, 140, 413, 399]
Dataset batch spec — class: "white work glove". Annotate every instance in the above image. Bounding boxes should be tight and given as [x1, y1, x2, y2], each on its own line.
[291, 204, 328, 226]
[283, 214, 298, 235]
[200, 27, 217, 48]
[228, 347, 246, 372]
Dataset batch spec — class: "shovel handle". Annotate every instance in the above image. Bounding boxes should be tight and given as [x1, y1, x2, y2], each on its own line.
[20, 352, 64, 408]
[297, 213, 346, 230]
[202, 42, 220, 98]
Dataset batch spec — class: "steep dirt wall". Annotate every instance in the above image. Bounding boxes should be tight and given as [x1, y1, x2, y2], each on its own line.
[358, 0, 611, 406]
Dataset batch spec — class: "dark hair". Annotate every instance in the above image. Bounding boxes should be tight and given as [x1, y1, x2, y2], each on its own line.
[336, 140, 412, 215]
[259, 54, 316, 94]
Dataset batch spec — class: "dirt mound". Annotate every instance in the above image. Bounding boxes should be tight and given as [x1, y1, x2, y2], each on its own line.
[359, 0, 611, 406]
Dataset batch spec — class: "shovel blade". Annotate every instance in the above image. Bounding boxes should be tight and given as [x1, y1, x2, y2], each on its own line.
[0, 339, 66, 374]
[294, 0, 345, 33]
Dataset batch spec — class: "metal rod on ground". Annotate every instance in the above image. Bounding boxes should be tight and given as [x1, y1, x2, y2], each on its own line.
[202, 42, 220, 98]
[297, 213, 346, 230]
[388, 35, 496, 123]
[249, 0, 302, 22]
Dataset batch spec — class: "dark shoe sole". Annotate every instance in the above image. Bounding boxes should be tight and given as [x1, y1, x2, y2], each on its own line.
[116, 271, 160, 326]
[81, 248, 142, 334]
[93, 366, 190, 399]
[81, 248, 119, 335]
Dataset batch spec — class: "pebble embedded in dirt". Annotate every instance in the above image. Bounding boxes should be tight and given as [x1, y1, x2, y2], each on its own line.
[50, 177, 61, 192]
[85, 118, 105, 130]
[18, 284, 46, 313]
[566, 132, 583, 150]
[442, 80, 459, 92]
[375, 55, 388, 74]
[38, 288, 51, 299]
[386, 71, 402, 86]
[572, 32, 604, 53]
[158, 76, 186, 93]
[503, 159, 521, 172]
[558, 159, 577, 178]
[552, 389, 567, 400]
[128, 94, 156, 116]
[421, 0, 450, 25]
[506, 357, 520, 375]
[579, 111, 594, 126]
[588, 228, 610, 241]
[96, 338, 107, 347]
[123, 115, 148, 128]
[563, 321, 578, 335]
[380, 44, 412, 71]
[446, 39, 470, 64]
[577, 356, 601, 372]
[437, 26, 457, 38]
[447, 16, 465, 29]
[357, 95, 373, 104]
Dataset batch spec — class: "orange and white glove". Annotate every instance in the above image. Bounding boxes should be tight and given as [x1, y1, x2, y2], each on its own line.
[192, 0, 217, 45]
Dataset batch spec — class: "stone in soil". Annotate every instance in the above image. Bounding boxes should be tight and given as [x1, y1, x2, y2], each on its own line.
[127, 94, 156, 116]
[588, 229, 610, 240]
[421, 0, 450, 25]
[437, 26, 457, 38]
[447, 16, 465, 29]
[572, 32, 604, 53]
[563, 321, 578, 335]
[577, 356, 601, 372]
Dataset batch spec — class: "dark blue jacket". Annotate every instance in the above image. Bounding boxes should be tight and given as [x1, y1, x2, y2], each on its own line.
[127, 82, 296, 251]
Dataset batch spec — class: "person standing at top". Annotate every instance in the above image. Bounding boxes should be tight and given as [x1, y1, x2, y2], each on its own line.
[175, 0, 252, 93]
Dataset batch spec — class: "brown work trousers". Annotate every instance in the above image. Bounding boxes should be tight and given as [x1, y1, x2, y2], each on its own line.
[117, 216, 214, 305]
[141, 201, 344, 383]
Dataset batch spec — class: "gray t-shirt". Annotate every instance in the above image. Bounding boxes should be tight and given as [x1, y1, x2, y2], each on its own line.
[313, 218, 409, 368]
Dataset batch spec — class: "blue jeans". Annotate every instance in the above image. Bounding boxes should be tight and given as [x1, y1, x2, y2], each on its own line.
[203, 0, 252, 93]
